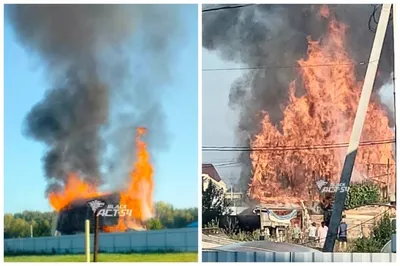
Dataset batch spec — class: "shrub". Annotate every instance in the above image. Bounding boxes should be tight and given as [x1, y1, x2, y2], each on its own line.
[228, 229, 262, 242]
[351, 213, 395, 252]
[344, 182, 380, 210]
[351, 237, 381, 252]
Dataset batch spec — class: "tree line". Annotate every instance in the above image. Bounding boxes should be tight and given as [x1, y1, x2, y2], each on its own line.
[4, 201, 198, 239]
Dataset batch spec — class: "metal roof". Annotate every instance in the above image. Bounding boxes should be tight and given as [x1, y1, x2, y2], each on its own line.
[187, 221, 198, 227]
[202, 164, 222, 182]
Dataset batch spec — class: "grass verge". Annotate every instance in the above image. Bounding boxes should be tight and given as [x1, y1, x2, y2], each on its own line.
[4, 252, 198, 262]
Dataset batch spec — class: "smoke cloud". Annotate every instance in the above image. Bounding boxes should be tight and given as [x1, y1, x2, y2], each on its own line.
[7, 4, 183, 194]
[202, 4, 394, 189]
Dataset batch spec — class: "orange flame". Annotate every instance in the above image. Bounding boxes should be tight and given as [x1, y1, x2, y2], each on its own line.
[49, 173, 103, 211]
[49, 127, 154, 232]
[104, 127, 154, 232]
[249, 7, 395, 205]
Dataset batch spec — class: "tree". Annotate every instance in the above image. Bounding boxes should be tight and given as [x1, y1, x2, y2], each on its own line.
[344, 182, 381, 210]
[4, 202, 197, 238]
[4, 216, 30, 239]
[351, 213, 395, 252]
[153, 201, 198, 228]
[4, 211, 59, 239]
[146, 218, 163, 230]
[202, 179, 231, 226]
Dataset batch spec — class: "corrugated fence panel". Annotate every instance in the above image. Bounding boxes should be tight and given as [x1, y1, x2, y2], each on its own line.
[202, 251, 396, 262]
[4, 227, 197, 254]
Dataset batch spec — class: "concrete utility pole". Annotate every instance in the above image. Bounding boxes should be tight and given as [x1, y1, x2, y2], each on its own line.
[393, 4, 397, 203]
[323, 4, 392, 252]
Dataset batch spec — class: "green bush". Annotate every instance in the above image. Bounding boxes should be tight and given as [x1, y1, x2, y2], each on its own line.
[228, 229, 262, 242]
[371, 214, 395, 247]
[351, 213, 395, 252]
[351, 237, 382, 252]
[344, 182, 381, 210]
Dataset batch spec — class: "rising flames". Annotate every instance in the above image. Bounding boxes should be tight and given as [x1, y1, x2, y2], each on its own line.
[249, 6, 395, 205]
[49, 127, 154, 231]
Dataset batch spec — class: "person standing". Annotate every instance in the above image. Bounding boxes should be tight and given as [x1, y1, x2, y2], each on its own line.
[292, 223, 301, 244]
[338, 220, 348, 251]
[317, 221, 328, 248]
[308, 222, 317, 246]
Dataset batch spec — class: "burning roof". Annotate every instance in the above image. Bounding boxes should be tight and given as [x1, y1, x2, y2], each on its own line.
[56, 193, 119, 235]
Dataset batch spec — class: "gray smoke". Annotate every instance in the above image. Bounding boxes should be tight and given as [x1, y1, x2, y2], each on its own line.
[7, 4, 183, 194]
[203, 4, 394, 189]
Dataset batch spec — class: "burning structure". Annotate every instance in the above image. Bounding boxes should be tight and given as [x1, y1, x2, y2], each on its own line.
[56, 193, 120, 235]
[51, 127, 153, 233]
[7, 5, 182, 234]
[203, 5, 395, 208]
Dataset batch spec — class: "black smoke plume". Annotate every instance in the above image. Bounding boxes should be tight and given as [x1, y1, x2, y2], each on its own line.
[202, 4, 394, 189]
[7, 4, 183, 194]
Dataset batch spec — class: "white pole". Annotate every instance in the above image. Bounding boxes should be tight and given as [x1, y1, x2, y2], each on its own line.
[85, 219, 91, 262]
[392, 3, 397, 203]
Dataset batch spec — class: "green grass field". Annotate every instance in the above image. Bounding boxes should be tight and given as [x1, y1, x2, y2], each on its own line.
[4, 252, 198, 262]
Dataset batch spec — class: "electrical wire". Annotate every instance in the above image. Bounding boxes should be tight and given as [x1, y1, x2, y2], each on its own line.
[203, 60, 376, 72]
[367, 162, 395, 166]
[204, 139, 394, 149]
[368, 4, 393, 33]
[202, 162, 241, 168]
[202, 4, 256, 13]
[203, 139, 395, 152]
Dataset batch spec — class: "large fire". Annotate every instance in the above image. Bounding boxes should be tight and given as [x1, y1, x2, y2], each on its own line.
[49, 127, 154, 231]
[249, 6, 395, 205]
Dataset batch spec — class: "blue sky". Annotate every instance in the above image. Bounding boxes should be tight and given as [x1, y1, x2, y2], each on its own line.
[4, 5, 198, 213]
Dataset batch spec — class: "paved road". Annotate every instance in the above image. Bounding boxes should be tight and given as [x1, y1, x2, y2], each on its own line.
[202, 234, 240, 249]
[208, 240, 322, 253]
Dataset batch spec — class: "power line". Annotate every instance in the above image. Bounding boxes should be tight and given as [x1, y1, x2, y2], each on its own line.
[204, 139, 394, 149]
[202, 162, 241, 168]
[202, 4, 256, 13]
[368, 162, 396, 166]
[202, 60, 376, 72]
[203, 160, 238, 165]
[203, 139, 395, 152]
[369, 4, 393, 33]
[203, 162, 393, 170]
